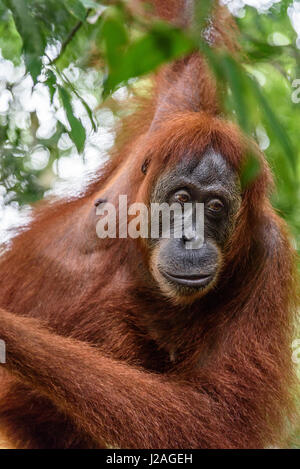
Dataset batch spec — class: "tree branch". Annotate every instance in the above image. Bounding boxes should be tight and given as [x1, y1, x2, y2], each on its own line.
[50, 9, 92, 66]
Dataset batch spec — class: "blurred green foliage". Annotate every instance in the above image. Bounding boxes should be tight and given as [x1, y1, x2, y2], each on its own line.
[0, 0, 299, 448]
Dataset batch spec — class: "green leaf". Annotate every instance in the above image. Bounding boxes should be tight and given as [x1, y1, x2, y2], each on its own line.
[151, 22, 195, 57]
[79, 0, 99, 8]
[64, 0, 87, 21]
[246, 40, 283, 61]
[193, 0, 214, 34]
[58, 85, 86, 153]
[203, 45, 296, 176]
[249, 77, 296, 172]
[100, 9, 128, 69]
[79, 98, 97, 132]
[103, 22, 194, 97]
[45, 70, 57, 104]
[221, 54, 250, 133]
[0, 8, 22, 64]
[60, 70, 97, 132]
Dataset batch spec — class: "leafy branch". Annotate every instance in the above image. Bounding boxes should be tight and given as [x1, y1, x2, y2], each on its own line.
[49, 7, 92, 66]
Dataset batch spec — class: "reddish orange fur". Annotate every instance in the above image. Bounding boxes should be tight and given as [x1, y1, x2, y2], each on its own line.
[0, 0, 298, 449]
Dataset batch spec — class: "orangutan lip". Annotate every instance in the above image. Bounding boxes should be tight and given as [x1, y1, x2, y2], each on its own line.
[161, 271, 213, 287]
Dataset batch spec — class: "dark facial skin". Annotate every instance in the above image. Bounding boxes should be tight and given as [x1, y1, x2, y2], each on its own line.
[149, 148, 241, 300]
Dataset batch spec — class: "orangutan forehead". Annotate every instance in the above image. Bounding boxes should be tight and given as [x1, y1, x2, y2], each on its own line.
[152, 148, 241, 201]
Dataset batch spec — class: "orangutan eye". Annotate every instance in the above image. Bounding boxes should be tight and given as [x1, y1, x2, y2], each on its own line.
[206, 198, 224, 213]
[174, 190, 191, 204]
